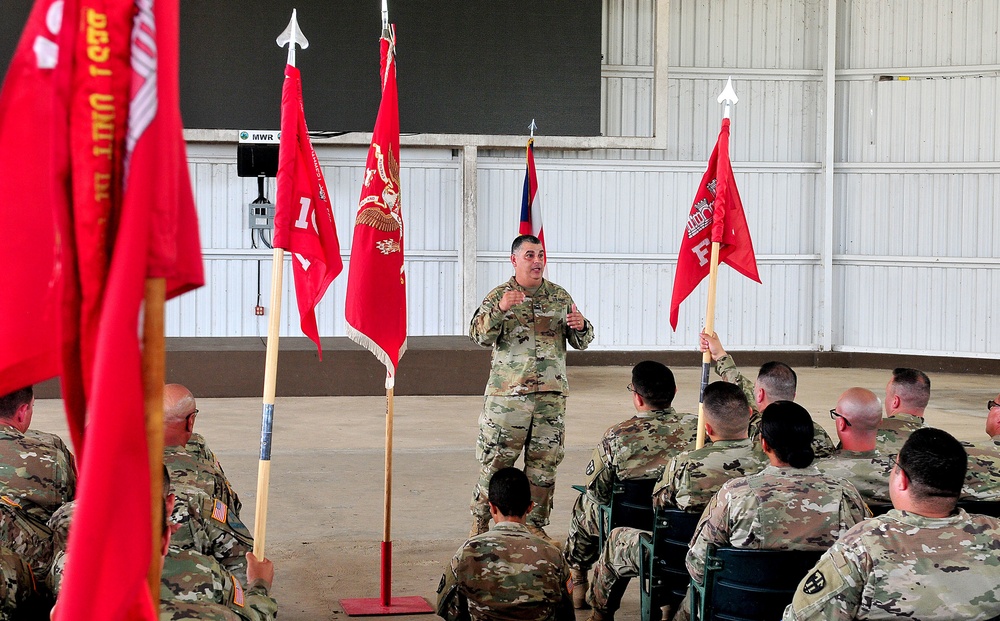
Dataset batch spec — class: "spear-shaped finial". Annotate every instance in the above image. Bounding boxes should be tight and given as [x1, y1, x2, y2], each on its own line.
[381, 0, 389, 35]
[276, 9, 310, 68]
[717, 76, 738, 119]
[529, 119, 537, 138]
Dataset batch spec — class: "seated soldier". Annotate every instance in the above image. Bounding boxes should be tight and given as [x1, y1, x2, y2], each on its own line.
[784, 428, 1000, 621]
[670, 402, 868, 621]
[815, 388, 893, 505]
[164, 384, 241, 514]
[163, 383, 252, 582]
[0, 544, 37, 620]
[437, 467, 573, 621]
[49, 469, 276, 621]
[699, 332, 835, 458]
[563, 361, 697, 608]
[584, 382, 767, 621]
[0, 386, 75, 585]
[655, 381, 768, 513]
[960, 394, 1000, 501]
[876, 368, 929, 454]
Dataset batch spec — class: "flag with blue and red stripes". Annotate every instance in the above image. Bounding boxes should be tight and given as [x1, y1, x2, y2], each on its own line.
[518, 138, 545, 251]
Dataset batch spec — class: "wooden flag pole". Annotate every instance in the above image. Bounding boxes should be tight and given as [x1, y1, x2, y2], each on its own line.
[142, 277, 166, 599]
[254, 247, 285, 559]
[696, 246, 721, 449]
[381, 381, 394, 605]
[697, 78, 739, 450]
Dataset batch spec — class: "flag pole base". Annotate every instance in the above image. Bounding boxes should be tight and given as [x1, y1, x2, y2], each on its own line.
[339, 596, 434, 617]
[340, 541, 434, 616]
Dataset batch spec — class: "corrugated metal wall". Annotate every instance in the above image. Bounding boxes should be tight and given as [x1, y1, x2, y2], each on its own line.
[171, 0, 1000, 358]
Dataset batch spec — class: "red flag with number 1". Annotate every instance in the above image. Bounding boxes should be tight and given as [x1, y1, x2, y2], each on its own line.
[273, 63, 343, 357]
[669, 118, 760, 330]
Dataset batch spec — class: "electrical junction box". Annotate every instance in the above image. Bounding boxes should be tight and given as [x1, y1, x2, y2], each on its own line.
[249, 204, 275, 230]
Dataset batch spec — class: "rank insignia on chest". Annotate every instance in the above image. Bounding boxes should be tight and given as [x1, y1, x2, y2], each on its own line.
[211, 498, 228, 523]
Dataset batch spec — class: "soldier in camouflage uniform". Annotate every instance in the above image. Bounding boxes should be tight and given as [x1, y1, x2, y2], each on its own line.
[784, 428, 1000, 621]
[876, 367, 929, 454]
[439, 467, 573, 621]
[161, 548, 276, 621]
[815, 388, 893, 505]
[0, 544, 36, 620]
[563, 362, 697, 608]
[663, 402, 867, 621]
[698, 332, 835, 458]
[584, 383, 766, 620]
[653, 382, 768, 513]
[0, 387, 75, 587]
[469, 235, 594, 539]
[959, 394, 1000, 501]
[162, 384, 252, 583]
[165, 385, 242, 514]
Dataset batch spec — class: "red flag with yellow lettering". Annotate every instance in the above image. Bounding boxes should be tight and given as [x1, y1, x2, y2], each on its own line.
[669, 118, 760, 330]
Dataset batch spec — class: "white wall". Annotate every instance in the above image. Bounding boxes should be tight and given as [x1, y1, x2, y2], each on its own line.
[170, 0, 1000, 357]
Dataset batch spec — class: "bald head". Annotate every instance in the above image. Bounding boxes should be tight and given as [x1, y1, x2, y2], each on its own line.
[988, 393, 1000, 438]
[838, 388, 883, 432]
[163, 384, 197, 446]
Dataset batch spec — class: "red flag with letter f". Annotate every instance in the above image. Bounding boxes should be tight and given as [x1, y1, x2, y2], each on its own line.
[518, 138, 545, 251]
[669, 118, 760, 330]
[273, 63, 343, 357]
[345, 27, 406, 386]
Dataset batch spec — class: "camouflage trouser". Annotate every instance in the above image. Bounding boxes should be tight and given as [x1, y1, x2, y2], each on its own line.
[0, 545, 35, 616]
[563, 492, 602, 570]
[588, 526, 646, 613]
[470, 392, 566, 527]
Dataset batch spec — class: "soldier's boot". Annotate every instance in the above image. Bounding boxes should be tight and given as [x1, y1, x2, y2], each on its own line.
[585, 609, 612, 621]
[570, 568, 591, 609]
[525, 523, 560, 548]
[469, 515, 490, 538]
[586, 574, 627, 621]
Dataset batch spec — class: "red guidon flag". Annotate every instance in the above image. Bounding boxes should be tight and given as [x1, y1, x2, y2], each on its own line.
[345, 28, 406, 386]
[59, 0, 202, 618]
[0, 0, 76, 398]
[669, 118, 760, 330]
[273, 63, 343, 357]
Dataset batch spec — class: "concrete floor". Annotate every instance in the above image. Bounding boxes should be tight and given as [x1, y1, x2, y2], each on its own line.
[31, 365, 997, 621]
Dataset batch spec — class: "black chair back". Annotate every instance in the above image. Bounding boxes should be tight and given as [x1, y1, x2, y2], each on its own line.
[638, 508, 702, 621]
[693, 546, 823, 621]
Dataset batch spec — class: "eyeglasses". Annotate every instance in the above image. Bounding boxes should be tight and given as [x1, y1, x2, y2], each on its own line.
[888, 454, 908, 480]
[829, 409, 852, 427]
[188, 409, 199, 417]
[627, 383, 636, 394]
[988, 400, 999, 411]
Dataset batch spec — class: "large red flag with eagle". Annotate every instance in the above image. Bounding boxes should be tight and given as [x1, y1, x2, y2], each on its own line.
[669, 118, 760, 330]
[345, 28, 406, 386]
[273, 63, 343, 357]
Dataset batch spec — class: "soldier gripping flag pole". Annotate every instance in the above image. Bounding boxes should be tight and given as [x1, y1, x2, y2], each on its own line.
[669, 78, 760, 449]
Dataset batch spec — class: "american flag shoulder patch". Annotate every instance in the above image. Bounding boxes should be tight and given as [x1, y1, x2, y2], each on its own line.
[231, 573, 245, 607]
[211, 498, 228, 523]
